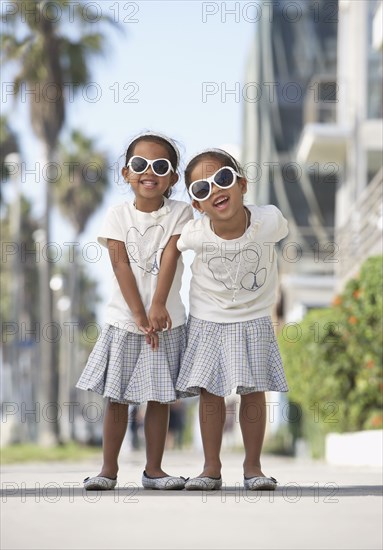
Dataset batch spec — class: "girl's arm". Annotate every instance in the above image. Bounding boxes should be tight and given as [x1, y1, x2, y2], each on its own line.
[107, 239, 159, 349]
[148, 234, 181, 332]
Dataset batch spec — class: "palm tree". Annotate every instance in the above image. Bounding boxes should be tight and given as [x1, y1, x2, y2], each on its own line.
[54, 129, 109, 441]
[0, 116, 18, 187]
[1, 194, 41, 443]
[55, 130, 109, 236]
[55, 129, 109, 328]
[1, 0, 118, 444]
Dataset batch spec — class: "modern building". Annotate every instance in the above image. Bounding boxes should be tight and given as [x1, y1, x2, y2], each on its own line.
[241, 0, 382, 457]
[297, 0, 383, 290]
[242, 0, 340, 322]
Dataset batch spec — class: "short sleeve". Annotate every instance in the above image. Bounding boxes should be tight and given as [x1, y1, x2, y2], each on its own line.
[172, 203, 194, 235]
[275, 208, 289, 242]
[97, 207, 124, 248]
[267, 205, 288, 243]
[177, 219, 196, 252]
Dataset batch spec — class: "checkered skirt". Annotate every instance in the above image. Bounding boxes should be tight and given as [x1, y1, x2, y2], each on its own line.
[176, 316, 288, 397]
[76, 324, 186, 405]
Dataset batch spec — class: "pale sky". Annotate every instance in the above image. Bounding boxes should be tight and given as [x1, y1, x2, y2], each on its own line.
[3, 0, 256, 319]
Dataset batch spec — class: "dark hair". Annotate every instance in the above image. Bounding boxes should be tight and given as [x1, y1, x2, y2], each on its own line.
[184, 148, 244, 189]
[125, 135, 179, 198]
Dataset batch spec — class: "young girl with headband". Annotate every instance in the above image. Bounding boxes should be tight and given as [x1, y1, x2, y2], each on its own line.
[77, 131, 193, 490]
[176, 148, 289, 491]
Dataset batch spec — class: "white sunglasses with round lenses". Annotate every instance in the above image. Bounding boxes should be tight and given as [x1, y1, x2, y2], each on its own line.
[127, 156, 174, 177]
[189, 166, 241, 201]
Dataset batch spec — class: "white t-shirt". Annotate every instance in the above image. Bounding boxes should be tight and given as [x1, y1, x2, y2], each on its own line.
[98, 198, 194, 333]
[177, 204, 288, 323]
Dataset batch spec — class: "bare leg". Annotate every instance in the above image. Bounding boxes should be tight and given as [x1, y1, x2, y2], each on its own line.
[98, 400, 129, 479]
[197, 389, 225, 478]
[240, 391, 267, 478]
[144, 401, 170, 477]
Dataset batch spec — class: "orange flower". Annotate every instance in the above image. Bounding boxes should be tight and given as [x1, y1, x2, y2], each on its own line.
[332, 295, 342, 306]
[348, 316, 358, 325]
[371, 415, 383, 428]
[365, 360, 375, 369]
[353, 290, 361, 299]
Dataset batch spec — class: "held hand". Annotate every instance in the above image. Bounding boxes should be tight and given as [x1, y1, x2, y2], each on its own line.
[146, 331, 159, 351]
[148, 303, 172, 333]
[134, 312, 160, 351]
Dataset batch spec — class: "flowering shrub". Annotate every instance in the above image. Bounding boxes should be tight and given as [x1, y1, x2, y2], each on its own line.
[279, 256, 383, 453]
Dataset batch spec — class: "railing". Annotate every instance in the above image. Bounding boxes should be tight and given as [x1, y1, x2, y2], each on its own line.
[336, 168, 383, 285]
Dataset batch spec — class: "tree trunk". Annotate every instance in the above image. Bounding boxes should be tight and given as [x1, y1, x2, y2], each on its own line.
[36, 144, 59, 445]
[7, 153, 24, 442]
[56, 239, 79, 443]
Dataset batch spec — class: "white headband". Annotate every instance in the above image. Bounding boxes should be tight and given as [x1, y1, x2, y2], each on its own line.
[186, 147, 237, 167]
[186, 147, 243, 178]
[126, 131, 180, 166]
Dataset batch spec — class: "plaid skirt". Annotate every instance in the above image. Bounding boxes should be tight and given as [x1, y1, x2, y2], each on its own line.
[76, 324, 186, 405]
[176, 315, 288, 398]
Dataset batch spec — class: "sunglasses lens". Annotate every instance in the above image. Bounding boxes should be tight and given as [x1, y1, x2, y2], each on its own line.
[130, 157, 148, 173]
[153, 159, 170, 176]
[214, 168, 234, 187]
[191, 180, 210, 200]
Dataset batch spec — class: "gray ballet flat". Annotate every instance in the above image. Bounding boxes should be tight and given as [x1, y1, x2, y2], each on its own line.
[142, 471, 187, 490]
[243, 475, 278, 491]
[83, 476, 117, 491]
[185, 476, 222, 491]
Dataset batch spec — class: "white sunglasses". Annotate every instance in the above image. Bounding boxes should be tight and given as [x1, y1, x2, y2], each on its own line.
[127, 156, 174, 177]
[189, 166, 241, 201]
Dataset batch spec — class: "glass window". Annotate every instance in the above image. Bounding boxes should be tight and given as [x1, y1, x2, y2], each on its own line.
[368, 0, 383, 118]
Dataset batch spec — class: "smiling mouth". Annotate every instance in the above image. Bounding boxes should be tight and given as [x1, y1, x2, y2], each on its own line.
[213, 196, 229, 208]
[140, 179, 157, 189]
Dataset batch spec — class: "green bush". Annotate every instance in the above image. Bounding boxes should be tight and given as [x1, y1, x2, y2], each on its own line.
[279, 256, 383, 456]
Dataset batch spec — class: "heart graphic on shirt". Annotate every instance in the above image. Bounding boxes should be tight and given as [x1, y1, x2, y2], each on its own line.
[240, 268, 267, 290]
[208, 247, 267, 292]
[126, 224, 165, 275]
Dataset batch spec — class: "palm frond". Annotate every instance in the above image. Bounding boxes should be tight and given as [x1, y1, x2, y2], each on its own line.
[79, 33, 104, 53]
[0, 115, 19, 182]
[3, 0, 120, 151]
[60, 42, 89, 84]
[1, 33, 34, 62]
[72, 3, 124, 33]
[1, 0, 42, 30]
[55, 130, 109, 235]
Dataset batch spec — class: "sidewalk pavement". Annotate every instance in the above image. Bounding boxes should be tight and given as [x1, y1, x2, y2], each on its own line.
[1, 449, 382, 550]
